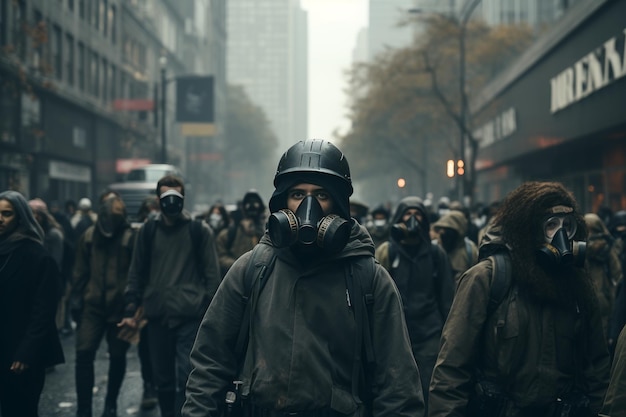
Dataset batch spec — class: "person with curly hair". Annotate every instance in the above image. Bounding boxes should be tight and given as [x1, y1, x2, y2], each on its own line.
[429, 181, 610, 417]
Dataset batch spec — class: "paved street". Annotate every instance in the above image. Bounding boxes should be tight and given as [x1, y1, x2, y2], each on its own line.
[39, 331, 161, 417]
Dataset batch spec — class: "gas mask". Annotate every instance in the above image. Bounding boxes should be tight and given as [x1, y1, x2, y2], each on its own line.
[390, 216, 423, 243]
[159, 190, 184, 217]
[268, 195, 351, 254]
[536, 214, 586, 269]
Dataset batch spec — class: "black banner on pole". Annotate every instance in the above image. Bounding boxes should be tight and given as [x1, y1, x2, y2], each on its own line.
[175, 76, 214, 123]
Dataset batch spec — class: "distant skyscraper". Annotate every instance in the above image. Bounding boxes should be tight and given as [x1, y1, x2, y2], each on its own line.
[227, 0, 308, 150]
[352, 28, 369, 63]
[368, 0, 416, 60]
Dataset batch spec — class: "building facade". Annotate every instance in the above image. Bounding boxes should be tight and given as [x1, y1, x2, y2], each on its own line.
[227, 0, 308, 152]
[472, 0, 626, 213]
[0, 0, 226, 209]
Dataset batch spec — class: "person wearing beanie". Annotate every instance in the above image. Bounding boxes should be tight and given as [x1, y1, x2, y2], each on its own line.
[183, 139, 424, 417]
[71, 197, 98, 240]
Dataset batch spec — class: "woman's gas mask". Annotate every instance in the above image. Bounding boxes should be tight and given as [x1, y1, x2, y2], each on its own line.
[268, 195, 351, 254]
[536, 212, 586, 269]
[159, 190, 184, 217]
[390, 215, 423, 245]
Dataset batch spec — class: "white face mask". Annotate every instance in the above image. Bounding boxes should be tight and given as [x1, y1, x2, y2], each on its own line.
[209, 213, 223, 229]
[373, 219, 387, 227]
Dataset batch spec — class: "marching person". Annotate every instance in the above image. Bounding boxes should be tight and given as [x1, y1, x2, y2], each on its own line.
[182, 139, 424, 417]
[0, 190, 64, 417]
[429, 181, 610, 417]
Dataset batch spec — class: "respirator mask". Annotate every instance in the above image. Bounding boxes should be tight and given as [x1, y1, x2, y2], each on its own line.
[97, 200, 125, 238]
[390, 216, 423, 243]
[536, 213, 586, 269]
[159, 190, 184, 217]
[268, 195, 351, 254]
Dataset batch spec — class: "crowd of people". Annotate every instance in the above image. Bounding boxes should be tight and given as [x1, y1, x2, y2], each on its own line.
[1, 139, 626, 417]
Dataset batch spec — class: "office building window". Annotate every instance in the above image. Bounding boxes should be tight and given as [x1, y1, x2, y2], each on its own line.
[108, 4, 115, 43]
[110, 64, 116, 101]
[101, 0, 107, 36]
[91, 51, 99, 97]
[78, 0, 84, 19]
[101, 58, 108, 103]
[68, 0, 74, 12]
[11, 0, 26, 60]
[65, 34, 74, 86]
[77, 42, 85, 91]
[52, 25, 62, 80]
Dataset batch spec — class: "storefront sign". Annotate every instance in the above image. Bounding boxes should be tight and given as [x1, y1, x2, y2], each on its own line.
[49, 160, 91, 182]
[550, 27, 626, 113]
[474, 108, 517, 148]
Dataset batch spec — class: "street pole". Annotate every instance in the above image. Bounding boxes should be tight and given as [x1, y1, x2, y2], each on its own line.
[160, 60, 167, 164]
[458, 0, 480, 204]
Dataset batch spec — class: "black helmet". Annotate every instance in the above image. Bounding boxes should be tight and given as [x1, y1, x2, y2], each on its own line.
[269, 139, 353, 219]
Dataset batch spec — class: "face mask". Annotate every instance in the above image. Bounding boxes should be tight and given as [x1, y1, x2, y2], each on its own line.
[439, 229, 458, 252]
[536, 227, 586, 269]
[244, 201, 263, 219]
[268, 195, 351, 254]
[97, 213, 125, 238]
[390, 216, 422, 243]
[373, 219, 387, 227]
[159, 190, 184, 217]
[208, 213, 223, 230]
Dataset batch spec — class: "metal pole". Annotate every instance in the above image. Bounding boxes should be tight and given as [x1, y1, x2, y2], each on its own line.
[160, 67, 167, 164]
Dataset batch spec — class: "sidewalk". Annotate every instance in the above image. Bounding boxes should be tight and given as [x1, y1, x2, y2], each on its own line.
[39, 331, 160, 417]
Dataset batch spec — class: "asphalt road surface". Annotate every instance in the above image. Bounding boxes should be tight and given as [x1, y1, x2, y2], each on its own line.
[38, 330, 161, 417]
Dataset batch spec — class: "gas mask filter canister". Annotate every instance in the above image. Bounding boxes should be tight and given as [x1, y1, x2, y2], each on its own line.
[268, 195, 351, 254]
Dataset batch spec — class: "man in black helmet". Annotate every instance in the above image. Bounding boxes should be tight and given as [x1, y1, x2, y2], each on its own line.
[182, 139, 424, 417]
[119, 175, 221, 417]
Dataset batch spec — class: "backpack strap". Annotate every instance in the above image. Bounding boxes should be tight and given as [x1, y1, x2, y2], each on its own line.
[487, 252, 512, 317]
[234, 244, 277, 359]
[344, 256, 377, 406]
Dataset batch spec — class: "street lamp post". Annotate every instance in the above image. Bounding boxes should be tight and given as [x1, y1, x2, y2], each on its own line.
[159, 55, 168, 164]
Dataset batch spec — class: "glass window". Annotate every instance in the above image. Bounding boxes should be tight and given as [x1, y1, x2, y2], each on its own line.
[12, 0, 26, 60]
[52, 25, 62, 80]
[101, 58, 108, 103]
[65, 34, 74, 86]
[109, 4, 115, 44]
[77, 42, 85, 91]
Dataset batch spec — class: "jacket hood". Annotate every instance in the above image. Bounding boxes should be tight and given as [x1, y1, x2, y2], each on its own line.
[584, 213, 609, 236]
[391, 196, 430, 231]
[260, 220, 375, 264]
[433, 210, 467, 236]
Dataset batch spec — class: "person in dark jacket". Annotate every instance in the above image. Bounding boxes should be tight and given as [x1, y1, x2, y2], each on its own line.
[0, 190, 65, 417]
[216, 190, 266, 277]
[119, 175, 221, 417]
[609, 210, 626, 353]
[182, 139, 424, 417]
[429, 181, 610, 417]
[71, 193, 135, 417]
[374, 196, 454, 412]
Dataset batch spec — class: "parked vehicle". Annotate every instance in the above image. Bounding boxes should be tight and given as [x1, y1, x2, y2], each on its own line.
[108, 164, 183, 222]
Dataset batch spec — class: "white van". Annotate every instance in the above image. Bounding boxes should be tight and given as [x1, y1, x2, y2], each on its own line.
[108, 164, 183, 222]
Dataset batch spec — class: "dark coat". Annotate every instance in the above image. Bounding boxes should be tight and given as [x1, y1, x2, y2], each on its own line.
[183, 224, 424, 417]
[0, 239, 65, 369]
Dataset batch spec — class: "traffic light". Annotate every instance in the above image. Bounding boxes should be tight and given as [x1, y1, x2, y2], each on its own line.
[457, 159, 465, 176]
[446, 160, 455, 178]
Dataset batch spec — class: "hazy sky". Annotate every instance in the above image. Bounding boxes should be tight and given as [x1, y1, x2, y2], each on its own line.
[300, 0, 368, 141]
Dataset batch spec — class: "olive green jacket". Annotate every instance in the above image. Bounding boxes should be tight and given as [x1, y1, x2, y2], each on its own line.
[429, 258, 610, 416]
[183, 223, 424, 417]
[600, 326, 626, 417]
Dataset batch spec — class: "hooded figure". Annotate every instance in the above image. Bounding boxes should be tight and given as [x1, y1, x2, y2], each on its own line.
[584, 213, 622, 341]
[0, 191, 64, 417]
[429, 181, 610, 417]
[216, 190, 266, 277]
[375, 196, 454, 412]
[432, 210, 478, 284]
